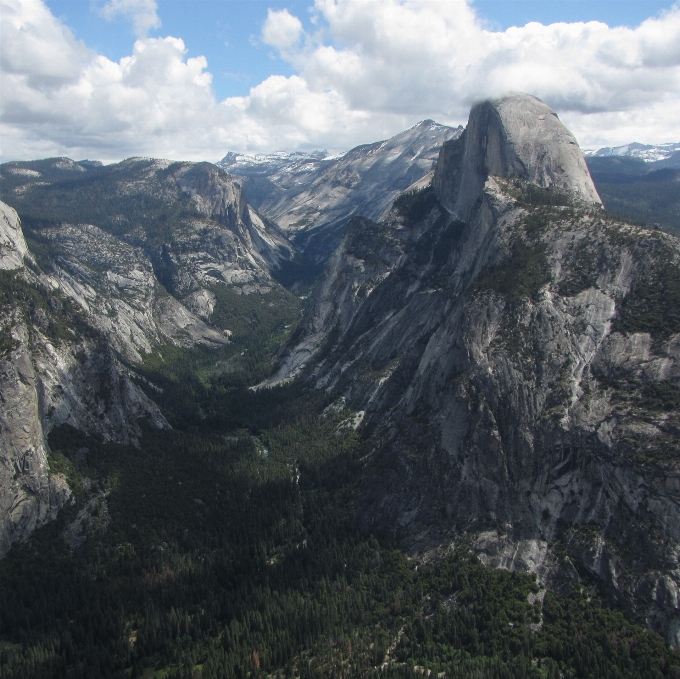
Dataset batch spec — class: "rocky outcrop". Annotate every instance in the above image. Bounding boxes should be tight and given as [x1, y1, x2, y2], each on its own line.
[271, 94, 680, 644]
[0, 201, 27, 270]
[0, 321, 70, 558]
[0, 204, 68, 556]
[226, 120, 462, 264]
[433, 93, 601, 221]
[0, 201, 174, 556]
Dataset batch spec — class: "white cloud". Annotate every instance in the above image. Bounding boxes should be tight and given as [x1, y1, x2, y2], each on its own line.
[286, 0, 680, 146]
[100, 0, 160, 38]
[262, 8, 304, 51]
[0, 0, 91, 87]
[1, 0, 680, 164]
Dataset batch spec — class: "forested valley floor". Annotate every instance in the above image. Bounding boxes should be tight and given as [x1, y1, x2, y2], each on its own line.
[1, 293, 679, 679]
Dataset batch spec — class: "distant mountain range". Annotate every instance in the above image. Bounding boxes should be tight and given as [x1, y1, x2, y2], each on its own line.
[217, 149, 341, 177]
[219, 121, 463, 276]
[584, 142, 680, 167]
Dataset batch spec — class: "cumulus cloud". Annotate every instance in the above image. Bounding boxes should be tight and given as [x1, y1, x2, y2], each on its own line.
[285, 0, 680, 145]
[1, 0, 680, 163]
[262, 8, 304, 51]
[100, 0, 160, 38]
[0, 0, 91, 88]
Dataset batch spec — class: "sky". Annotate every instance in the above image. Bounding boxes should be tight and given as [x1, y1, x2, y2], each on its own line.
[1, 0, 679, 163]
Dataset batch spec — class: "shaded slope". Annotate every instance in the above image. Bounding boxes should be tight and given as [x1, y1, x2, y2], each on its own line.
[270, 94, 680, 645]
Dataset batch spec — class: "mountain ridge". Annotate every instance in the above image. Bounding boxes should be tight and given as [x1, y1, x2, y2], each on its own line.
[268, 93, 680, 645]
[223, 120, 464, 267]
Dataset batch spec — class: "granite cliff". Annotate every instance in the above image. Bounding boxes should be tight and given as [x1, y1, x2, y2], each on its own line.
[0, 157, 299, 555]
[0, 201, 170, 556]
[270, 94, 680, 645]
[221, 120, 462, 265]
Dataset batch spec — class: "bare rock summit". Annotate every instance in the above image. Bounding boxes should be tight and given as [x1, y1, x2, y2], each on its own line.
[434, 93, 601, 221]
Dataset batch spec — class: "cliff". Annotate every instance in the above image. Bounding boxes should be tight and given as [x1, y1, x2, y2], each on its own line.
[269, 94, 680, 645]
[0, 156, 297, 555]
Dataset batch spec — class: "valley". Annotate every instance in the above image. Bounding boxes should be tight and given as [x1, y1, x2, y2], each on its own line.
[1, 94, 680, 678]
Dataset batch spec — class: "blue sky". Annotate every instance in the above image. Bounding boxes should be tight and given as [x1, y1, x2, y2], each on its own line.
[3, 0, 680, 162]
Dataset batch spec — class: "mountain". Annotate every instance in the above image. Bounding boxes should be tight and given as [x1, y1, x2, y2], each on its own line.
[3, 104, 680, 677]
[584, 155, 680, 234]
[221, 120, 463, 271]
[269, 93, 680, 645]
[0, 158, 303, 556]
[217, 149, 339, 176]
[585, 142, 680, 168]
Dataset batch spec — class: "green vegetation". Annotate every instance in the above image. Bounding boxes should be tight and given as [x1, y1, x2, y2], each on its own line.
[639, 381, 680, 412]
[0, 324, 18, 356]
[209, 286, 301, 342]
[475, 239, 550, 302]
[516, 183, 574, 208]
[613, 262, 680, 340]
[558, 245, 599, 297]
[0, 269, 96, 345]
[2, 411, 678, 679]
[135, 284, 303, 432]
[394, 187, 440, 222]
[137, 343, 324, 434]
[47, 451, 84, 500]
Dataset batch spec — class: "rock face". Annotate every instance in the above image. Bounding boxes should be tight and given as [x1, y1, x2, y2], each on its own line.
[0, 202, 70, 557]
[0, 201, 28, 270]
[224, 121, 462, 263]
[433, 93, 601, 221]
[0, 202, 171, 556]
[271, 94, 680, 645]
[0, 157, 297, 556]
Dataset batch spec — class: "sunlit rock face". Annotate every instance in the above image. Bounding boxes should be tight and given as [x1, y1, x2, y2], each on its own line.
[434, 93, 601, 222]
[223, 120, 463, 264]
[0, 201, 28, 271]
[271, 94, 680, 646]
[0, 154, 299, 556]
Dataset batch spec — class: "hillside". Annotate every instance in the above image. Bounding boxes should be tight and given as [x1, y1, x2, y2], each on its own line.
[270, 93, 680, 647]
[585, 156, 680, 234]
